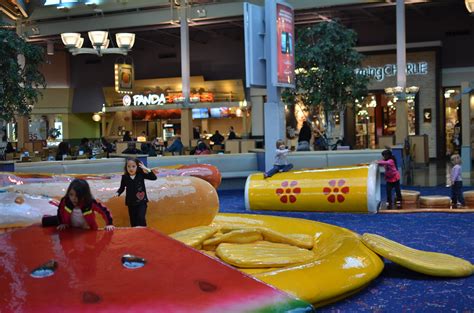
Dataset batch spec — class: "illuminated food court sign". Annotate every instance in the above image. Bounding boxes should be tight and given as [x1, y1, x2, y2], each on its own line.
[123, 94, 166, 106]
[355, 61, 428, 82]
[122, 92, 214, 107]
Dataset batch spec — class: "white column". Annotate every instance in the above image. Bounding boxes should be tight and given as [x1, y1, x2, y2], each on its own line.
[263, 0, 285, 171]
[461, 81, 471, 178]
[395, 0, 408, 144]
[179, 5, 193, 147]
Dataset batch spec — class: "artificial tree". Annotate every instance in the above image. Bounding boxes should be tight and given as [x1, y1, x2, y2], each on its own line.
[283, 21, 369, 144]
[0, 24, 46, 123]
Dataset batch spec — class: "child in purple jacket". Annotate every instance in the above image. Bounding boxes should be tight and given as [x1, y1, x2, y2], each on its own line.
[450, 154, 465, 208]
[377, 149, 402, 209]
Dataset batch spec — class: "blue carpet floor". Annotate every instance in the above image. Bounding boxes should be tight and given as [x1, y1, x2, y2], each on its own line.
[217, 187, 474, 312]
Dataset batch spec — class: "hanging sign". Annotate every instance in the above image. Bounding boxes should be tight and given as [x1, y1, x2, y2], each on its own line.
[275, 2, 295, 87]
[115, 63, 134, 94]
[355, 62, 428, 82]
[123, 94, 167, 106]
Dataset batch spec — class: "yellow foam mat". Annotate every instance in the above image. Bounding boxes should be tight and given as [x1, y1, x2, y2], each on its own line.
[216, 241, 315, 268]
[169, 226, 218, 248]
[212, 214, 384, 306]
[362, 233, 474, 277]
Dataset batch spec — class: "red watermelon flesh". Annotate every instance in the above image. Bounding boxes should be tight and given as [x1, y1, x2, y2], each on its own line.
[0, 226, 313, 312]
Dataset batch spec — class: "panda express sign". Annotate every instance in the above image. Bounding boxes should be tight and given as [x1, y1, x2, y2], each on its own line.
[122, 92, 215, 107]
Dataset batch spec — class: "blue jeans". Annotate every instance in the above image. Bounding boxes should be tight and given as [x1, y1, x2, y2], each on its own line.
[451, 181, 465, 207]
[265, 164, 293, 178]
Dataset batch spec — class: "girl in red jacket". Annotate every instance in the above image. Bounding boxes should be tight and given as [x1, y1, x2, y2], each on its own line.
[377, 149, 402, 210]
[57, 178, 114, 231]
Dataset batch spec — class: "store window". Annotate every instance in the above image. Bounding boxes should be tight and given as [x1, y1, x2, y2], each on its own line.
[443, 87, 461, 155]
[354, 92, 417, 149]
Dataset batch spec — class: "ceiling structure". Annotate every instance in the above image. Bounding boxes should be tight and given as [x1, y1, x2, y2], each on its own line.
[1, 0, 471, 52]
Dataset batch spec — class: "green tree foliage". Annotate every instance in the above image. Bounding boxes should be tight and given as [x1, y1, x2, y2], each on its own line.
[283, 21, 368, 116]
[0, 25, 46, 121]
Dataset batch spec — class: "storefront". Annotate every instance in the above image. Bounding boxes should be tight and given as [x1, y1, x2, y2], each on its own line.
[349, 49, 439, 158]
[101, 76, 249, 143]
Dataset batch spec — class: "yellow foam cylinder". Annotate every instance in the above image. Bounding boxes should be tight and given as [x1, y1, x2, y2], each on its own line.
[245, 164, 380, 213]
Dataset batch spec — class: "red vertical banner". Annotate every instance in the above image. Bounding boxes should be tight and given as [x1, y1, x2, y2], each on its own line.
[276, 3, 295, 86]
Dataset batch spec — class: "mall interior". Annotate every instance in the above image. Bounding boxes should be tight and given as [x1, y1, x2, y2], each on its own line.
[0, 0, 473, 312]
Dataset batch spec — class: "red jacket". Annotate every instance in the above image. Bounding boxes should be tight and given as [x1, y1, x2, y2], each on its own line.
[57, 198, 113, 230]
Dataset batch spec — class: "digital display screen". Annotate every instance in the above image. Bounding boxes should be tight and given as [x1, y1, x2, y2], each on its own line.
[192, 108, 209, 119]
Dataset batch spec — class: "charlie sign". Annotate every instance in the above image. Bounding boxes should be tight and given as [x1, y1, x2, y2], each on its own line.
[355, 61, 428, 82]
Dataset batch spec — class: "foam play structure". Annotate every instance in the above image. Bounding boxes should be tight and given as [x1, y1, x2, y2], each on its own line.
[1, 169, 472, 310]
[4, 176, 219, 234]
[245, 163, 380, 213]
[0, 226, 314, 312]
[0, 163, 222, 189]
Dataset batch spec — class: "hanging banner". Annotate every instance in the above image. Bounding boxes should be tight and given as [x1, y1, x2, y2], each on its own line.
[275, 2, 295, 87]
[115, 63, 134, 94]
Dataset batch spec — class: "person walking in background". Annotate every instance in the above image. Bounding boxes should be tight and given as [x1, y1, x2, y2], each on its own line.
[263, 139, 293, 178]
[376, 149, 402, 209]
[450, 154, 465, 208]
[297, 121, 312, 151]
[116, 158, 157, 227]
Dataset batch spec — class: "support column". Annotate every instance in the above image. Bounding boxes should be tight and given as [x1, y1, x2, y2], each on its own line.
[180, 109, 193, 147]
[101, 114, 106, 138]
[395, 0, 408, 144]
[201, 119, 209, 134]
[263, 0, 285, 171]
[251, 94, 264, 138]
[179, 4, 193, 148]
[16, 116, 29, 151]
[461, 81, 472, 178]
[395, 101, 409, 144]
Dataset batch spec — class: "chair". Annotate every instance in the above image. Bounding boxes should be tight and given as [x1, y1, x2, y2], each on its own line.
[5, 153, 15, 161]
[19, 156, 32, 163]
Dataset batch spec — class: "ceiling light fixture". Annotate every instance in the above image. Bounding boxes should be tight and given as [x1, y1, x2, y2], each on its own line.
[466, 0, 474, 13]
[61, 31, 135, 56]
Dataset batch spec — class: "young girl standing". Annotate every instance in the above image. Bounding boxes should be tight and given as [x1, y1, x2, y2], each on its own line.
[116, 158, 157, 227]
[57, 178, 114, 231]
[450, 154, 465, 208]
[377, 149, 402, 209]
